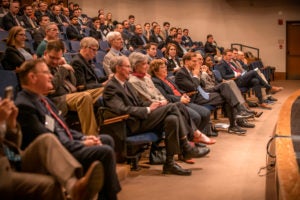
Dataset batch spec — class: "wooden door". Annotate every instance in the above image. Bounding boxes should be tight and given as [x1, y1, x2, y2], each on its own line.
[286, 21, 300, 80]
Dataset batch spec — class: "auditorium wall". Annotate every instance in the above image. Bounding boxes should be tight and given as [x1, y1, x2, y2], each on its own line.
[76, 0, 300, 73]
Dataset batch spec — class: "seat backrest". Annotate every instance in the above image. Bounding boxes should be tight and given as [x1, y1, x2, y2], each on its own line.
[0, 70, 19, 99]
[212, 69, 223, 83]
[99, 40, 110, 52]
[156, 49, 164, 58]
[69, 40, 81, 52]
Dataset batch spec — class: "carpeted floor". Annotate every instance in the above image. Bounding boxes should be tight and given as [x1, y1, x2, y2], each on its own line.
[117, 80, 300, 200]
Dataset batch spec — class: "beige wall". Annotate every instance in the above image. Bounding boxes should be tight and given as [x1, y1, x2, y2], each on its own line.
[77, 0, 300, 72]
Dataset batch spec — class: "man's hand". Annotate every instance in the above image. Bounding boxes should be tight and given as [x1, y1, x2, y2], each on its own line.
[180, 94, 190, 104]
[61, 64, 74, 72]
[149, 102, 161, 111]
[82, 135, 102, 146]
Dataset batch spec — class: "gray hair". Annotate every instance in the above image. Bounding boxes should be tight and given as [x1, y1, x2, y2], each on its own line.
[128, 52, 148, 72]
[106, 31, 121, 44]
[110, 56, 128, 73]
[45, 22, 58, 31]
[80, 37, 99, 49]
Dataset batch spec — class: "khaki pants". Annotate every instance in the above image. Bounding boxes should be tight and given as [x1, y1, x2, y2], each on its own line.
[66, 87, 104, 135]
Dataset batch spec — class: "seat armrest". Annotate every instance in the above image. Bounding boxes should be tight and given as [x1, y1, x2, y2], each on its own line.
[103, 114, 129, 125]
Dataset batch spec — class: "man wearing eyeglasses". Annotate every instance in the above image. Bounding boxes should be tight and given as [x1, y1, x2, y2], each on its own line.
[1, 1, 23, 31]
[71, 37, 112, 91]
[36, 22, 59, 57]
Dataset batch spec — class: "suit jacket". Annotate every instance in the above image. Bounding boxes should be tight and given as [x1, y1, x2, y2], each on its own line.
[215, 60, 236, 80]
[149, 34, 165, 49]
[71, 53, 107, 89]
[166, 57, 181, 72]
[34, 10, 51, 21]
[2, 12, 23, 31]
[66, 24, 83, 40]
[204, 41, 217, 55]
[1, 46, 28, 70]
[15, 89, 85, 151]
[152, 76, 183, 103]
[89, 26, 103, 41]
[103, 49, 121, 76]
[21, 15, 38, 29]
[130, 34, 148, 49]
[175, 67, 200, 92]
[182, 35, 193, 47]
[103, 77, 151, 132]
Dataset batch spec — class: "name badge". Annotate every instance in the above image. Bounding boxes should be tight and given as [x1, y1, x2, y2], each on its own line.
[45, 114, 55, 132]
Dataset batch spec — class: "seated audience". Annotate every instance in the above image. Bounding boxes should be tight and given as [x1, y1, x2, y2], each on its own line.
[129, 24, 149, 51]
[161, 21, 170, 41]
[36, 22, 59, 57]
[31, 14, 50, 50]
[71, 37, 111, 89]
[175, 52, 251, 134]
[149, 58, 216, 137]
[143, 22, 151, 41]
[21, 4, 39, 30]
[204, 34, 223, 56]
[1, 1, 22, 31]
[170, 33, 187, 58]
[15, 59, 121, 200]
[215, 49, 282, 109]
[34, 2, 51, 22]
[89, 17, 104, 41]
[165, 43, 182, 76]
[66, 15, 84, 41]
[165, 27, 177, 45]
[103, 31, 125, 76]
[103, 55, 209, 176]
[44, 40, 102, 136]
[149, 24, 166, 52]
[1, 26, 36, 71]
[0, 98, 103, 200]
[50, 4, 68, 31]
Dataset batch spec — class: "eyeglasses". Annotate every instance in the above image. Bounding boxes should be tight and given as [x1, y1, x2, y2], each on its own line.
[35, 70, 51, 75]
[88, 47, 98, 52]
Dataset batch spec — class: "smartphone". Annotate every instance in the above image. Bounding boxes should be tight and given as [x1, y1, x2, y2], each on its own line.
[4, 86, 14, 100]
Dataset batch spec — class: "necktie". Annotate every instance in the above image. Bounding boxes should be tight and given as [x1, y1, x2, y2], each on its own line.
[197, 86, 210, 100]
[14, 16, 20, 26]
[140, 35, 147, 45]
[56, 15, 63, 24]
[28, 17, 36, 28]
[40, 98, 73, 140]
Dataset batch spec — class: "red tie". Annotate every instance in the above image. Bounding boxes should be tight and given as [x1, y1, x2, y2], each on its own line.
[40, 98, 73, 140]
[163, 79, 181, 96]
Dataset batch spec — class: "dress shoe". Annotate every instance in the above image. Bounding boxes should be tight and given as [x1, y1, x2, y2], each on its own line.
[236, 119, 255, 128]
[236, 111, 254, 119]
[72, 161, 104, 200]
[228, 125, 247, 135]
[259, 103, 272, 110]
[163, 162, 192, 176]
[194, 142, 207, 148]
[254, 111, 263, 118]
[182, 145, 209, 160]
[267, 96, 278, 101]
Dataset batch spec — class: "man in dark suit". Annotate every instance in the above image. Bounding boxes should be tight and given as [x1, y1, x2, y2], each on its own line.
[66, 15, 84, 41]
[149, 24, 166, 51]
[50, 5, 68, 31]
[34, 2, 52, 22]
[21, 5, 39, 30]
[103, 55, 205, 176]
[71, 37, 110, 90]
[130, 24, 148, 51]
[15, 59, 121, 200]
[0, 98, 103, 200]
[215, 49, 282, 109]
[175, 52, 250, 134]
[2, 1, 23, 31]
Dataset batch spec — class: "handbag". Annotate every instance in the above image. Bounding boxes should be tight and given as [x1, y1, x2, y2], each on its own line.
[149, 144, 166, 165]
